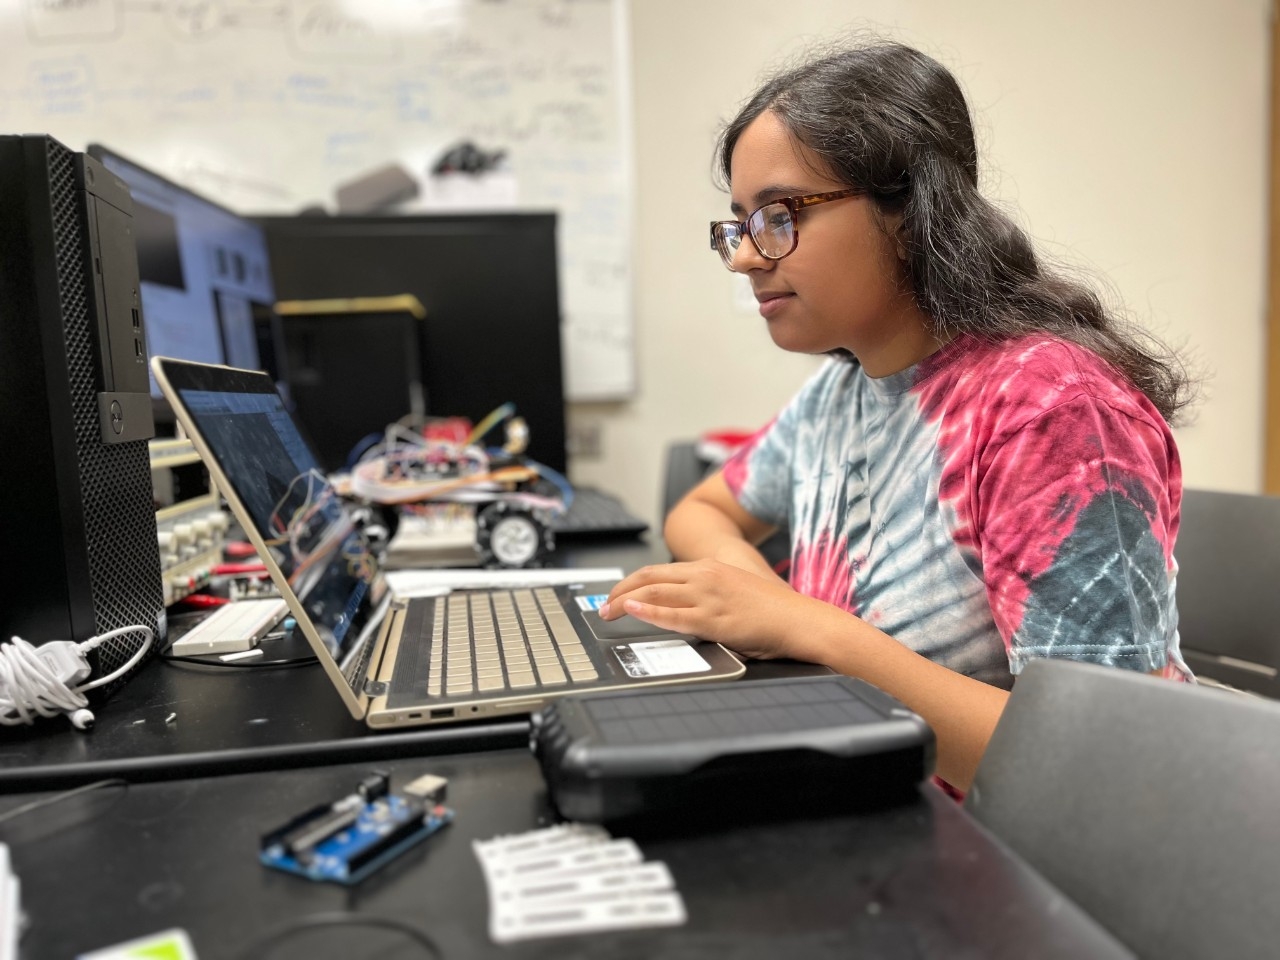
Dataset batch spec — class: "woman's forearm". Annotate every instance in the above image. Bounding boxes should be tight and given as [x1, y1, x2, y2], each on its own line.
[789, 601, 1009, 792]
[664, 495, 748, 558]
[664, 498, 780, 580]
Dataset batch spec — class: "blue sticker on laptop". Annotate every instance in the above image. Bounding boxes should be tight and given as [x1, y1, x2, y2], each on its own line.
[576, 594, 609, 611]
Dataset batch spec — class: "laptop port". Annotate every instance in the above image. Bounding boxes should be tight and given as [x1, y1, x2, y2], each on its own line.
[429, 708, 455, 719]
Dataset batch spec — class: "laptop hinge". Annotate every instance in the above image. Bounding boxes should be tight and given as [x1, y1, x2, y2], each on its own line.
[361, 600, 405, 699]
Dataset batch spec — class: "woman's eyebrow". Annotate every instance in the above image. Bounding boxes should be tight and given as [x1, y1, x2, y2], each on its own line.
[729, 184, 810, 217]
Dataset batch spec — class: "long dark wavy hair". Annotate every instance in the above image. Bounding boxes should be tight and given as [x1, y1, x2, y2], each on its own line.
[717, 41, 1196, 423]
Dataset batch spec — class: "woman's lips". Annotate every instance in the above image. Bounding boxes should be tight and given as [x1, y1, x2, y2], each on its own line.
[756, 292, 794, 319]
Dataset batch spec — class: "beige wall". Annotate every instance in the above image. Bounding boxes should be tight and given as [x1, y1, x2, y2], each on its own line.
[567, 0, 1270, 534]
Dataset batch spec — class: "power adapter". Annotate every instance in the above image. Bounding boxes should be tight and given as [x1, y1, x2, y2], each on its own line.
[31, 643, 94, 729]
[31, 641, 92, 688]
[0, 627, 153, 731]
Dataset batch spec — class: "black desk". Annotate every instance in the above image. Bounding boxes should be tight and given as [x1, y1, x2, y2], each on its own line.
[0, 540, 1134, 957]
[0, 751, 1131, 959]
[0, 541, 825, 789]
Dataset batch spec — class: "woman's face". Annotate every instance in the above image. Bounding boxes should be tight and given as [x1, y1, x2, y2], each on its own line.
[727, 110, 935, 374]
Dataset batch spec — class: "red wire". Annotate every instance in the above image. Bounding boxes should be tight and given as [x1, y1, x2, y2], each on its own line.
[178, 594, 230, 608]
[212, 562, 268, 575]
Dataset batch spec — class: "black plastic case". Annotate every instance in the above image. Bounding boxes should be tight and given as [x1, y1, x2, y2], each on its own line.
[530, 676, 935, 824]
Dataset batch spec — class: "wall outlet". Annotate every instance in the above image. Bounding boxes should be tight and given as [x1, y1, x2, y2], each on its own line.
[568, 421, 603, 459]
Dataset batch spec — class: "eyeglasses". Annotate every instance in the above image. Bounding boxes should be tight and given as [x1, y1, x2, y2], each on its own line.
[709, 189, 861, 270]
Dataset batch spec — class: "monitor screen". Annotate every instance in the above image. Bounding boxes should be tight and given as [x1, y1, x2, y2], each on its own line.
[258, 212, 566, 474]
[88, 145, 283, 405]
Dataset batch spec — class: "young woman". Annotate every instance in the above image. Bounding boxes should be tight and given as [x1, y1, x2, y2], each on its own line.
[598, 41, 1195, 792]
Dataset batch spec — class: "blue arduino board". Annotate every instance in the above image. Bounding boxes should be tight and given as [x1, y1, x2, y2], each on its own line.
[260, 794, 453, 885]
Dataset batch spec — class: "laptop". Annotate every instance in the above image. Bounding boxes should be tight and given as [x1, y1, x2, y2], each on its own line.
[152, 357, 745, 729]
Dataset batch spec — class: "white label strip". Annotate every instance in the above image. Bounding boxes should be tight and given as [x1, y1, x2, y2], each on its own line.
[490, 891, 687, 943]
[482, 840, 643, 886]
[472, 823, 610, 864]
[496, 861, 675, 904]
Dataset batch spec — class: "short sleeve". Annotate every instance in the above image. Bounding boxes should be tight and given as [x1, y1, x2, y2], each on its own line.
[974, 394, 1180, 675]
[720, 363, 837, 527]
[721, 416, 792, 527]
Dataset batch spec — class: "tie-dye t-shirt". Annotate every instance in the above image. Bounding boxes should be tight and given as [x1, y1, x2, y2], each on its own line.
[722, 334, 1192, 689]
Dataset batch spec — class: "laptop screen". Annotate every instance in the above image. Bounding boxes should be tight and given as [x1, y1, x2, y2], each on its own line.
[160, 361, 384, 672]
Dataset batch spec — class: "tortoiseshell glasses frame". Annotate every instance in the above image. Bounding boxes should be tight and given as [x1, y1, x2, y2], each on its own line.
[709, 189, 861, 270]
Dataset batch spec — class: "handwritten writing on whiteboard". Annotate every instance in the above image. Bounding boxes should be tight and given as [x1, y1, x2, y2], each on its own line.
[2, 0, 635, 400]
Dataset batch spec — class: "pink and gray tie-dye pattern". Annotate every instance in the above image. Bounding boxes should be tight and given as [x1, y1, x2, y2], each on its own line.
[721, 335, 1191, 687]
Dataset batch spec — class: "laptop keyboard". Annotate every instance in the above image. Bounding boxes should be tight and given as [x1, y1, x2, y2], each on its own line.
[426, 588, 600, 697]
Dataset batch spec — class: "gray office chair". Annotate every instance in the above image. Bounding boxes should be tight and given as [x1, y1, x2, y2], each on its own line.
[661, 440, 791, 574]
[661, 441, 709, 522]
[966, 658, 1280, 960]
[1175, 488, 1280, 697]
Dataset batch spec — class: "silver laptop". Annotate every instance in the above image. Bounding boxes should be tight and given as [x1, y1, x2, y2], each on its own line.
[152, 357, 745, 728]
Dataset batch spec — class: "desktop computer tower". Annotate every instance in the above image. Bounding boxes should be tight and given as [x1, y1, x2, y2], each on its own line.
[0, 135, 165, 691]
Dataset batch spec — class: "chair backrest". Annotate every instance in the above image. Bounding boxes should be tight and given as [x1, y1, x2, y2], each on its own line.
[1175, 488, 1280, 696]
[661, 440, 791, 573]
[966, 658, 1280, 960]
[662, 441, 708, 521]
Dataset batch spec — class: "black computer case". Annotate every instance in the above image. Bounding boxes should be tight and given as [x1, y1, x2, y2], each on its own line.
[0, 134, 165, 689]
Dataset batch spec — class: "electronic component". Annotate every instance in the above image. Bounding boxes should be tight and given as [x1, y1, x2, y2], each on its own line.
[151, 438, 232, 607]
[356, 771, 390, 802]
[260, 774, 453, 885]
[168, 598, 286, 656]
[402, 773, 448, 805]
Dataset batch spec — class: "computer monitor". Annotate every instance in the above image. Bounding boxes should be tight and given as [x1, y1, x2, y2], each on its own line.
[86, 145, 287, 421]
[257, 212, 567, 475]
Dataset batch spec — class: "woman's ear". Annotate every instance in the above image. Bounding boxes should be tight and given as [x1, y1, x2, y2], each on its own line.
[892, 220, 909, 262]
[881, 211, 909, 261]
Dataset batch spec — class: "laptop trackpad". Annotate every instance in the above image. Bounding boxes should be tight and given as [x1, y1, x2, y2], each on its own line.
[582, 611, 677, 641]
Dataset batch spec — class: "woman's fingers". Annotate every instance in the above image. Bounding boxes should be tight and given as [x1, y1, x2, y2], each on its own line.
[595, 558, 817, 661]
[602, 581, 694, 620]
[619, 598, 692, 633]
[601, 563, 695, 618]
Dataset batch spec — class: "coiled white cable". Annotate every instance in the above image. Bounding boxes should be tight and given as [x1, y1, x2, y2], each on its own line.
[0, 626, 153, 728]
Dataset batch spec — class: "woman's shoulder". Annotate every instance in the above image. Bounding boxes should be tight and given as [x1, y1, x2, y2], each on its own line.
[918, 333, 1168, 439]
[951, 332, 1111, 376]
[945, 333, 1154, 410]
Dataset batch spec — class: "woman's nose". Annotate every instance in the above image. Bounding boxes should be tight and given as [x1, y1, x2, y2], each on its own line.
[732, 235, 772, 273]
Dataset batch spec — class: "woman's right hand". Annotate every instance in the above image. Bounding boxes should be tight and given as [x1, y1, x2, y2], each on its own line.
[599, 558, 834, 662]
[710, 537, 788, 584]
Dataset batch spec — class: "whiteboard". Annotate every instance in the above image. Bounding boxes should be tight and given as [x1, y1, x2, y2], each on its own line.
[0, 0, 635, 401]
